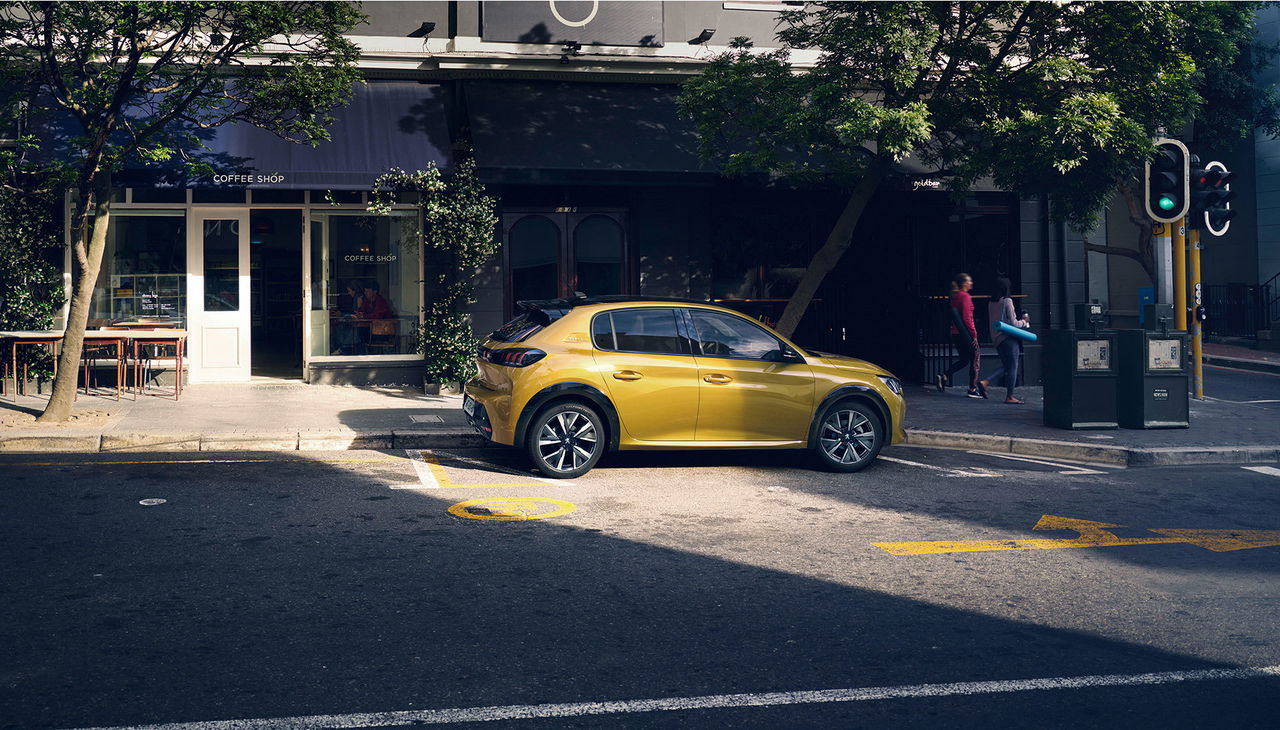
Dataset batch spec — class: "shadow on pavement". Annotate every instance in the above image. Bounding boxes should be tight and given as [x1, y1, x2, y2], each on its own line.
[2, 451, 1276, 729]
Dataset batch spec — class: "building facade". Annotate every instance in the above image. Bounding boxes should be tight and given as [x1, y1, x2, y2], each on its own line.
[66, 1, 1082, 386]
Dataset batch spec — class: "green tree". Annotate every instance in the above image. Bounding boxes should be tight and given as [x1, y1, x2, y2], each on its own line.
[0, 1, 363, 421]
[678, 1, 1272, 337]
[368, 157, 499, 385]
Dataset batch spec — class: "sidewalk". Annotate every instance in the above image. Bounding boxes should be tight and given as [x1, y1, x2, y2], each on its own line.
[0, 381, 483, 452]
[906, 363, 1280, 466]
[1, 371, 1276, 467]
[1203, 342, 1280, 375]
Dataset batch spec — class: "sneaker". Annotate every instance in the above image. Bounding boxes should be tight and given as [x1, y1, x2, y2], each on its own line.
[967, 389, 983, 399]
[935, 374, 946, 393]
[976, 380, 989, 399]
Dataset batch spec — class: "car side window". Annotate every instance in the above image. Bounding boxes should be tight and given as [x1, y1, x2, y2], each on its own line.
[593, 309, 687, 355]
[689, 310, 782, 360]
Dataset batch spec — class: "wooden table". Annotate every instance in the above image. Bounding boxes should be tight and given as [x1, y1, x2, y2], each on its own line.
[0, 331, 62, 400]
[124, 329, 188, 400]
[0, 329, 188, 401]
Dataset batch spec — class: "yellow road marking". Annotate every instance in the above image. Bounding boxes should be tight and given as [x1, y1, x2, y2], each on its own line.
[1, 457, 403, 467]
[447, 497, 577, 521]
[404, 445, 550, 486]
[874, 515, 1280, 556]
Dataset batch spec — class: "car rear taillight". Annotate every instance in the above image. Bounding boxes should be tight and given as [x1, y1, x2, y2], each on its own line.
[485, 347, 546, 367]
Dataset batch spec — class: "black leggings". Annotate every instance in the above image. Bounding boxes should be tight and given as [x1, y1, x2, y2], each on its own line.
[944, 334, 980, 390]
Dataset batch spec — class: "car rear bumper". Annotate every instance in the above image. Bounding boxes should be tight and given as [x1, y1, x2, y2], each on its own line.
[462, 393, 494, 440]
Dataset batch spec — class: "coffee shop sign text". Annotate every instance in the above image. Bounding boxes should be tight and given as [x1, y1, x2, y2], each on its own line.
[212, 173, 286, 184]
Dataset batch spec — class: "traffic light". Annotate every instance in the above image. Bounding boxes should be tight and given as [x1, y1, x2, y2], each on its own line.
[1144, 138, 1189, 223]
[1189, 160, 1235, 236]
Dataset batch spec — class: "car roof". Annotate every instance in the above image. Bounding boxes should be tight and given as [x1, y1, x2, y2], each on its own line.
[517, 295, 712, 310]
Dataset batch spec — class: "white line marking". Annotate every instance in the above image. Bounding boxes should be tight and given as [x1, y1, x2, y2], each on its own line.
[59, 665, 1280, 730]
[405, 449, 440, 489]
[431, 449, 569, 486]
[967, 451, 1105, 475]
[879, 455, 999, 477]
[1243, 466, 1280, 478]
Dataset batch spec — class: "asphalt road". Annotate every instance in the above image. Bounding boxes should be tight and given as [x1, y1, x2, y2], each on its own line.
[2, 444, 1279, 729]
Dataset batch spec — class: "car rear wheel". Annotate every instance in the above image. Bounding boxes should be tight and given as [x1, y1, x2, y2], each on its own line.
[526, 402, 604, 478]
[812, 401, 883, 472]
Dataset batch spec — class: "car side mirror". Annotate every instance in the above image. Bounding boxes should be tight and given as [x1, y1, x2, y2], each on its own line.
[765, 346, 804, 364]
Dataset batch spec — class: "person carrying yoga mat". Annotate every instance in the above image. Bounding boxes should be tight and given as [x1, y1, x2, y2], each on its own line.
[980, 277, 1032, 404]
[937, 273, 984, 398]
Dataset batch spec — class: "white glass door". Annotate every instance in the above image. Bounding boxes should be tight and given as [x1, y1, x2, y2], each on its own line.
[187, 209, 251, 382]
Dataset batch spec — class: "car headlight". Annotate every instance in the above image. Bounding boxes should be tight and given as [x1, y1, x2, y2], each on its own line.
[877, 375, 903, 396]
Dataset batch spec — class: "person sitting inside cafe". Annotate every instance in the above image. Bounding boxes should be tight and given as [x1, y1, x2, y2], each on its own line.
[359, 279, 394, 320]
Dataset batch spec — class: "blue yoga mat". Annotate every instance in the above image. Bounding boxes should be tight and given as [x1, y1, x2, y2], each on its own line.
[995, 320, 1037, 342]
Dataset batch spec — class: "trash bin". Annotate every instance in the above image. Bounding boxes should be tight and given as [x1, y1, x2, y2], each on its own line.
[1043, 304, 1118, 429]
[1117, 304, 1189, 429]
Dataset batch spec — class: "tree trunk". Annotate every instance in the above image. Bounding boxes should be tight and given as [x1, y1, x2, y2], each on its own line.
[37, 180, 112, 422]
[773, 162, 887, 338]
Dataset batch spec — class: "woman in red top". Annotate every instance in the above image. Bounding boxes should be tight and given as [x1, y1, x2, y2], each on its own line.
[936, 272, 985, 398]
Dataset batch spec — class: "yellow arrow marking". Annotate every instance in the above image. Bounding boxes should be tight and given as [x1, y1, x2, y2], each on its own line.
[873, 515, 1280, 556]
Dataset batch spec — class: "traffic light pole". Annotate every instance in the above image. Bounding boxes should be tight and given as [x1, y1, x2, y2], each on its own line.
[1189, 228, 1204, 400]
[1173, 219, 1187, 330]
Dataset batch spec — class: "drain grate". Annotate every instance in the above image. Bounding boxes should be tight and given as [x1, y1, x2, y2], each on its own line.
[409, 415, 445, 423]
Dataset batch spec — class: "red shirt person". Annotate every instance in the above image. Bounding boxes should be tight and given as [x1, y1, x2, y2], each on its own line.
[358, 280, 394, 319]
[938, 273, 984, 397]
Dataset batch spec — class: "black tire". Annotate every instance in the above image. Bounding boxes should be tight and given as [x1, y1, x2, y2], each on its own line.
[811, 400, 884, 473]
[526, 401, 605, 478]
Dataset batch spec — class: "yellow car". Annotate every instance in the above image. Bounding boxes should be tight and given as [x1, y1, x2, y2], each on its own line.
[464, 296, 906, 478]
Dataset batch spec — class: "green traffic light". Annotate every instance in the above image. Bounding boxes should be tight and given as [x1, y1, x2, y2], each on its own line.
[1158, 196, 1176, 211]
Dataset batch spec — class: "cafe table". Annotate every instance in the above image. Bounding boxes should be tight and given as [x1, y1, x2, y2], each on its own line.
[0, 330, 63, 400]
[0, 329, 188, 402]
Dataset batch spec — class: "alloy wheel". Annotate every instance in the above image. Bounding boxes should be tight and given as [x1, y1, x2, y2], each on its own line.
[819, 408, 877, 465]
[536, 410, 599, 473]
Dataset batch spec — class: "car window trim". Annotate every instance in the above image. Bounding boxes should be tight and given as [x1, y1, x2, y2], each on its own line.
[684, 308, 793, 362]
[590, 308, 693, 357]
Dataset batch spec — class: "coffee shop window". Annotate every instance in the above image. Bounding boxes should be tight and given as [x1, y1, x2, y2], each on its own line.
[308, 211, 420, 358]
[84, 210, 187, 327]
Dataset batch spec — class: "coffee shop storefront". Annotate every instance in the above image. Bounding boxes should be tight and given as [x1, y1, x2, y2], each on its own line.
[67, 81, 449, 385]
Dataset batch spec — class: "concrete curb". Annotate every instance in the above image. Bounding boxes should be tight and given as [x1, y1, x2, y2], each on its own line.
[905, 428, 1280, 467]
[1203, 354, 1280, 375]
[0, 429, 489, 454]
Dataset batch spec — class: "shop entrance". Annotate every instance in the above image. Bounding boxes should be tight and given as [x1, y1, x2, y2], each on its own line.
[187, 209, 251, 383]
[249, 209, 304, 378]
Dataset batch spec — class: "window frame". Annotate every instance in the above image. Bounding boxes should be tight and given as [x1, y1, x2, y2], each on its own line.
[590, 307, 694, 357]
[680, 307, 798, 362]
[502, 209, 631, 319]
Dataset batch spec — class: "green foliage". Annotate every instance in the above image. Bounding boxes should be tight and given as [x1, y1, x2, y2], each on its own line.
[369, 158, 499, 384]
[678, 1, 1278, 228]
[0, 180, 67, 379]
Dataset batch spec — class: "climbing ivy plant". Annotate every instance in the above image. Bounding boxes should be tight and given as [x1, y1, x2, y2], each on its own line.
[369, 157, 499, 384]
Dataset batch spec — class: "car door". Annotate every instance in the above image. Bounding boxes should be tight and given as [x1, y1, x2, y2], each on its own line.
[592, 307, 700, 442]
[685, 309, 815, 442]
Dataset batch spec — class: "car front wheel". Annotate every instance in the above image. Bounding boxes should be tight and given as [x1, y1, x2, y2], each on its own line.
[526, 402, 604, 478]
[812, 401, 884, 472]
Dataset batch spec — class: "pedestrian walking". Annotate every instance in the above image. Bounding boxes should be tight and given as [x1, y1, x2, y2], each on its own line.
[979, 277, 1031, 404]
[936, 273, 985, 398]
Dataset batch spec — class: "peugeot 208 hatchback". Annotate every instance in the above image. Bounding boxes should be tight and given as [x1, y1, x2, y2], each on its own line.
[464, 297, 906, 478]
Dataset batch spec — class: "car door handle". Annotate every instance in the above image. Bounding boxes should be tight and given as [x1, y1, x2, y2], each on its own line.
[703, 374, 732, 384]
[612, 370, 643, 381]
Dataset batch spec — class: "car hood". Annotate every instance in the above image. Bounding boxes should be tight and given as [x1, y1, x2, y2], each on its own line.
[806, 350, 894, 378]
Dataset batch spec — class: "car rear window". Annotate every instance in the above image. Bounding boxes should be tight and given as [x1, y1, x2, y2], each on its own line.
[490, 311, 548, 343]
[593, 309, 688, 355]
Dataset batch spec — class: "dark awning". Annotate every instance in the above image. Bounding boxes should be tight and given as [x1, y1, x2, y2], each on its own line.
[191, 81, 452, 189]
[465, 80, 710, 176]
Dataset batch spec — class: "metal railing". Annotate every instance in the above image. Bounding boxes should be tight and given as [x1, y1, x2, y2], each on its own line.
[1203, 283, 1272, 340]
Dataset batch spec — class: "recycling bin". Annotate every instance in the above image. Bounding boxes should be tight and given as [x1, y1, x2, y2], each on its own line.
[1043, 307, 1118, 429]
[1117, 321, 1189, 429]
